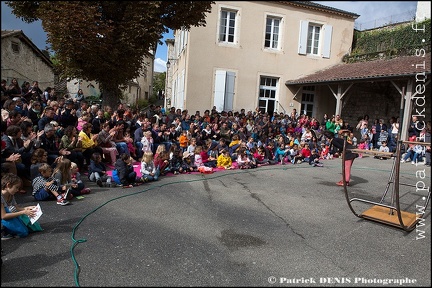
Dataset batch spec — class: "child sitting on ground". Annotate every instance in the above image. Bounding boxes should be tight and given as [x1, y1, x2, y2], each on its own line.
[52, 157, 87, 199]
[309, 149, 324, 167]
[154, 144, 170, 175]
[71, 161, 90, 194]
[114, 153, 139, 188]
[1, 173, 41, 239]
[237, 147, 256, 169]
[169, 147, 184, 174]
[217, 149, 233, 169]
[88, 152, 110, 187]
[140, 151, 160, 182]
[181, 151, 196, 173]
[32, 163, 69, 205]
[375, 140, 390, 160]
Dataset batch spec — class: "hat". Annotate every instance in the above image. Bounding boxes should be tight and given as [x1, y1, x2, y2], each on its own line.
[65, 99, 73, 105]
[183, 151, 191, 159]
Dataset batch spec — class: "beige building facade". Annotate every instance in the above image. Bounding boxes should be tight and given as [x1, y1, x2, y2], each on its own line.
[166, 1, 358, 118]
[67, 54, 154, 106]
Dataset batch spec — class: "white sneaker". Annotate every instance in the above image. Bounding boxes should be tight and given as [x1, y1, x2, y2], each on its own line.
[411, 161, 416, 165]
[400, 159, 406, 163]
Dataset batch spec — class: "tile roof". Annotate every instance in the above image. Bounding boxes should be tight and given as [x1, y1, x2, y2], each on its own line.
[285, 53, 431, 85]
[276, 1, 359, 19]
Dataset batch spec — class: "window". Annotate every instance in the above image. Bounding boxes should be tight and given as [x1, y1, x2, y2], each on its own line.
[11, 41, 20, 53]
[219, 9, 237, 43]
[265, 16, 281, 49]
[300, 86, 315, 117]
[258, 76, 278, 114]
[298, 20, 333, 58]
[307, 24, 320, 55]
[214, 70, 235, 112]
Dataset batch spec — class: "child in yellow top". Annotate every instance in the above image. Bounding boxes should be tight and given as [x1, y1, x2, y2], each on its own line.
[217, 149, 233, 169]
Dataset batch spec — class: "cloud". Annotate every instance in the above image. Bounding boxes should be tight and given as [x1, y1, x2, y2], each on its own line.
[154, 58, 167, 73]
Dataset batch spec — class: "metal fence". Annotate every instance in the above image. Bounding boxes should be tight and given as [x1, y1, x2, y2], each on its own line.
[355, 9, 416, 31]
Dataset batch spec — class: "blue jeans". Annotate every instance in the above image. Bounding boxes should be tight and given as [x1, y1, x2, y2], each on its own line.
[403, 150, 422, 162]
[34, 188, 56, 201]
[135, 142, 144, 159]
[116, 142, 129, 156]
[142, 167, 160, 181]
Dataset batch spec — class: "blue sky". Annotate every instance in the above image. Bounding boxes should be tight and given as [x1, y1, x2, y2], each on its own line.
[2, 1, 418, 72]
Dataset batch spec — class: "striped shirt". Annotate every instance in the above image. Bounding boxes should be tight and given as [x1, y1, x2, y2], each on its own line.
[32, 176, 61, 195]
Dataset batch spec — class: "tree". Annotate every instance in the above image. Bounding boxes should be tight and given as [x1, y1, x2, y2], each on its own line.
[152, 72, 166, 98]
[6, 1, 213, 108]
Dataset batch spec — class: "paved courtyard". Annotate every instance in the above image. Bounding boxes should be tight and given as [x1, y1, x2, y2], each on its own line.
[1, 156, 430, 287]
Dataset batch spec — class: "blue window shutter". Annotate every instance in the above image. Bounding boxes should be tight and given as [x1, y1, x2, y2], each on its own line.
[321, 24, 333, 58]
[214, 70, 227, 112]
[298, 20, 308, 55]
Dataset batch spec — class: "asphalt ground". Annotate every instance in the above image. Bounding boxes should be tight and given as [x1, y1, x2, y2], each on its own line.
[1, 156, 431, 287]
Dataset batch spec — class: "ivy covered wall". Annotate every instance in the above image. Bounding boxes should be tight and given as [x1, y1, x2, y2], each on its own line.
[345, 18, 431, 62]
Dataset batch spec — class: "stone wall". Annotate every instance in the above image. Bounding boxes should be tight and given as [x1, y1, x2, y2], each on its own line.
[341, 81, 431, 139]
[1, 35, 54, 89]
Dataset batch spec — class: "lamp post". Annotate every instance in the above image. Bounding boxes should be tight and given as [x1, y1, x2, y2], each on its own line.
[164, 60, 170, 111]
[164, 58, 176, 110]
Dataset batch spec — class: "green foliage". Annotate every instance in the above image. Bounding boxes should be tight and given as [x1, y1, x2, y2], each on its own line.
[131, 95, 159, 112]
[6, 1, 214, 106]
[351, 19, 431, 55]
[152, 72, 166, 98]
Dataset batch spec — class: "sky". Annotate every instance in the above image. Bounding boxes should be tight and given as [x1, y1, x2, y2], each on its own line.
[1, 1, 418, 73]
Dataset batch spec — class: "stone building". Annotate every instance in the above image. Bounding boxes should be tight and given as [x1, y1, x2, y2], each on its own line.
[1, 30, 54, 89]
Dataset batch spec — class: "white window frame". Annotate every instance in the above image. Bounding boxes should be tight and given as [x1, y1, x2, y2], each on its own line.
[300, 86, 315, 117]
[264, 15, 282, 50]
[258, 76, 279, 114]
[217, 6, 240, 46]
[298, 20, 332, 58]
[307, 24, 321, 55]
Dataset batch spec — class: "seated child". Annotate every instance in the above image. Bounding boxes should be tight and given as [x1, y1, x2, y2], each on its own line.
[140, 151, 160, 182]
[52, 157, 84, 199]
[375, 141, 390, 160]
[32, 163, 69, 205]
[309, 149, 324, 167]
[169, 147, 184, 174]
[181, 151, 197, 173]
[217, 149, 233, 169]
[275, 143, 290, 165]
[88, 152, 110, 187]
[320, 142, 330, 160]
[114, 153, 139, 188]
[1, 173, 42, 239]
[236, 147, 256, 169]
[71, 161, 90, 194]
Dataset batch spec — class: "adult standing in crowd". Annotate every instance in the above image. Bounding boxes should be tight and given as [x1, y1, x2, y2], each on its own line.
[323, 130, 359, 186]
